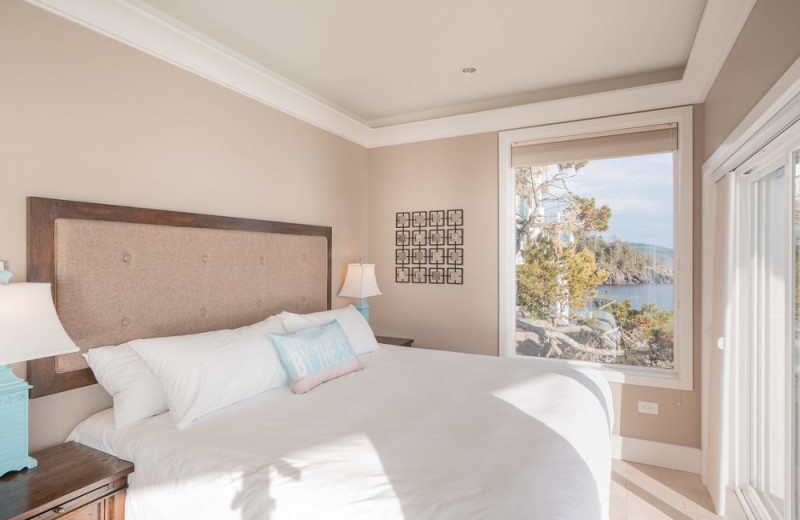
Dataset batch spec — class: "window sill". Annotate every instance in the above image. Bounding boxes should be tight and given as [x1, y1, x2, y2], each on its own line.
[508, 353, 693, 391]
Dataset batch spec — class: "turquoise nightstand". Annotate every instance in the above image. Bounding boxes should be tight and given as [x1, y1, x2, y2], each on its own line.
[0, 365, 36, 475]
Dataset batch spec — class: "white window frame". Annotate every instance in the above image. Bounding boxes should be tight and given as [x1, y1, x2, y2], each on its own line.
[498, 106, 694, 390]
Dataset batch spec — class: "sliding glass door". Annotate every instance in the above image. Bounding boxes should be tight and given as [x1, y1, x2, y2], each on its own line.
[794, 151, 800, 520]
[734, 144, 798, 520]
[747, 166, 788, 519]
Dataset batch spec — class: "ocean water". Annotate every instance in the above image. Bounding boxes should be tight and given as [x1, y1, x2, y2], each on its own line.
[593, 283, 674, 312]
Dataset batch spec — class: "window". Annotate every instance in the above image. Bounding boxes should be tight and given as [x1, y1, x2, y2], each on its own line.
[499, 107, 693, 389]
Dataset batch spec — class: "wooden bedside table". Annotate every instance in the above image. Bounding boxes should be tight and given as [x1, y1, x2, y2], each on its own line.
[0, 442, 134, 520]
[375, 335, 414, 347]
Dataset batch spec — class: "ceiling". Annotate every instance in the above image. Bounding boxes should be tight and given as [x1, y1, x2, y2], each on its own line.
[27, 0, 754, 146]
[130, 0, 707, 127]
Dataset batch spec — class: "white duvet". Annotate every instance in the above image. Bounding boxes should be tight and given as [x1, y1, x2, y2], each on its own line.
[70, 346, 613, 520]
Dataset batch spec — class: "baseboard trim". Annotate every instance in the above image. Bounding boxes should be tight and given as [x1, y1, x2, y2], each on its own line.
[612, 435, 702, 474]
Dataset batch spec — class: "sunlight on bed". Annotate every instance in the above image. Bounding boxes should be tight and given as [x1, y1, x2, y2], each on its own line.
[491, 371, 613, 468]
[124, 432, 402, 520]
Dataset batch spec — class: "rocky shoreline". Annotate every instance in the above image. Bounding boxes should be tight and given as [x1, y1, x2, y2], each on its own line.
[600, 264, 673, 285]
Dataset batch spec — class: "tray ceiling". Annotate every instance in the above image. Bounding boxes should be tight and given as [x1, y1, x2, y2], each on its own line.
[132, 0, 706, 126]
[25, 0, 755, 146]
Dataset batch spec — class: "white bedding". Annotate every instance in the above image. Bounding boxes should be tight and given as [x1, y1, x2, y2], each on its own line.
[70, 346, 613, 520]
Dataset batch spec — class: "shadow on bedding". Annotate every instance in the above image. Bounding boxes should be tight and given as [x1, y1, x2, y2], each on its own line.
[124, 357, 610, 520]
[130, 400, 607, 519]
[230, 401, 606, 519]
[232, 459, 302, 519]
[560, 367, 614, 433]
[367, 395, 607, 520]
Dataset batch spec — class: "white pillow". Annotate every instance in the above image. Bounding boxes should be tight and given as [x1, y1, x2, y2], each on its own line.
[130, 316, 287, 429]
[84, 344, 169, 428]
[277, 305, 379, 355]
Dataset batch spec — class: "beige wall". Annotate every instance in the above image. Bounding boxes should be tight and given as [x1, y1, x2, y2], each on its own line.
[616, 105, 704, 447]
[367, 108, 705, 448]
[1, 0, 369, 451]
[368, 133, 499, 356]
[704, 0, 800, 160]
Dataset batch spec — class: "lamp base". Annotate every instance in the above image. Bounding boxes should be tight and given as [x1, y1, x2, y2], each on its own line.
[0, 455, 37, 476]
[354, 298, 370, 322]
[0, 364, 37, 477]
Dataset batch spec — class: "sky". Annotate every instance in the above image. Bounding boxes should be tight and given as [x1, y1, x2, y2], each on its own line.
[563, 152, 674, 248]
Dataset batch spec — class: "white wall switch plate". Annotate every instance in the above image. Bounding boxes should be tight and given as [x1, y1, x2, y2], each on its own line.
[637, 401, 659, 415]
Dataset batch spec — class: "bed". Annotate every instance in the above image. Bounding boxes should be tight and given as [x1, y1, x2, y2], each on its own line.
[28, 197, 613, 520]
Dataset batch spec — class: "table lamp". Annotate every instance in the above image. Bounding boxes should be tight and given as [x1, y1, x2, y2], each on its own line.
[338, 262, 381, 322]
[0, 274, 80, 476]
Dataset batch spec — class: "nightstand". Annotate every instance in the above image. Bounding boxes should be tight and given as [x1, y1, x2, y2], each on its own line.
[375, 335, 414, 347]
[0, 442, 134, 520]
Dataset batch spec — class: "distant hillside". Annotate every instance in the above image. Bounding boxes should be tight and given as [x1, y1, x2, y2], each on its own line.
[629, 242, 674, 268]
[578, 237, 674, 285]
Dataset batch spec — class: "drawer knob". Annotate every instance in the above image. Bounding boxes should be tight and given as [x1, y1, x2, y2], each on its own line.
[54, 506, 66, 514]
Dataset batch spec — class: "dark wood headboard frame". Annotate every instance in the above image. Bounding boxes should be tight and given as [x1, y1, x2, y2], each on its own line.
[26, 197, 332, 398]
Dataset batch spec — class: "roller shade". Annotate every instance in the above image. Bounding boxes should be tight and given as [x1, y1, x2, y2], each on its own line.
[511, 123, 678, 167]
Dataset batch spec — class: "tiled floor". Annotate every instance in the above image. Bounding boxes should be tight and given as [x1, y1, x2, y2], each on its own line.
[610, 460, 749, 520]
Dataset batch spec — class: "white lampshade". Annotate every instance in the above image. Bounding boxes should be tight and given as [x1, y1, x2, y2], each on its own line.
[0, 283, 79, 365]
[338, 263, 382, 299]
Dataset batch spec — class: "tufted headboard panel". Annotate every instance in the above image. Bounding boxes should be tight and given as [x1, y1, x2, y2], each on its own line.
[27, 197, 332, 398]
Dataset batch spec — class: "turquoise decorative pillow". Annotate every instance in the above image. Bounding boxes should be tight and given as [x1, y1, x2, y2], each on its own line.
[270, 320, 362, 393]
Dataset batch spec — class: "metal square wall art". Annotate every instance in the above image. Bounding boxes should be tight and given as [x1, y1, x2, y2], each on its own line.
[395, 209, 464, 284]
[396, 267, 410, 283]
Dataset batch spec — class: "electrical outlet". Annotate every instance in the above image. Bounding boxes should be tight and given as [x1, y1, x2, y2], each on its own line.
[637, 401, 659, 415]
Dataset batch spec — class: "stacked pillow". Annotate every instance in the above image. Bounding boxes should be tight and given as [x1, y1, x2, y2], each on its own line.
[84, 315, 287, 429]
[84, 305, 378, 429]
[83, 343, 170, 428]
[129, 316, 288, 429]
[277, 305, 380, 355]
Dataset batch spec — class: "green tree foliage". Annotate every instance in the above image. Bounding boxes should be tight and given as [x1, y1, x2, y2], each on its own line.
[517, 234, 608, 323]
[517, 234, 561, 321]
[515, 164, 610, 323]
[573, 196, 611, 236]
[610, 300, 674, 368]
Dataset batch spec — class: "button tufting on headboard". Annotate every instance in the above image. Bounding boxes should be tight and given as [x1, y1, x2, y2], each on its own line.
[27, 196, 332, 398]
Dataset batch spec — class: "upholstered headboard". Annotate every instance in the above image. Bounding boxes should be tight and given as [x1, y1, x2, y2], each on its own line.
[26, 197, 332, 398]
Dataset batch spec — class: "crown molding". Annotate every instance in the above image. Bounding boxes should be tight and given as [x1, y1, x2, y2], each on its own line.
[683, 0, 756, 102]
[24, 0, 373, 145]
[24, 0, 754, 149]
[703, 55, 800, 178]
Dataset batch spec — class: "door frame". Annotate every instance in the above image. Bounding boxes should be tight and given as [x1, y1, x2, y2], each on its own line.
[701, 54, 800, 516]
